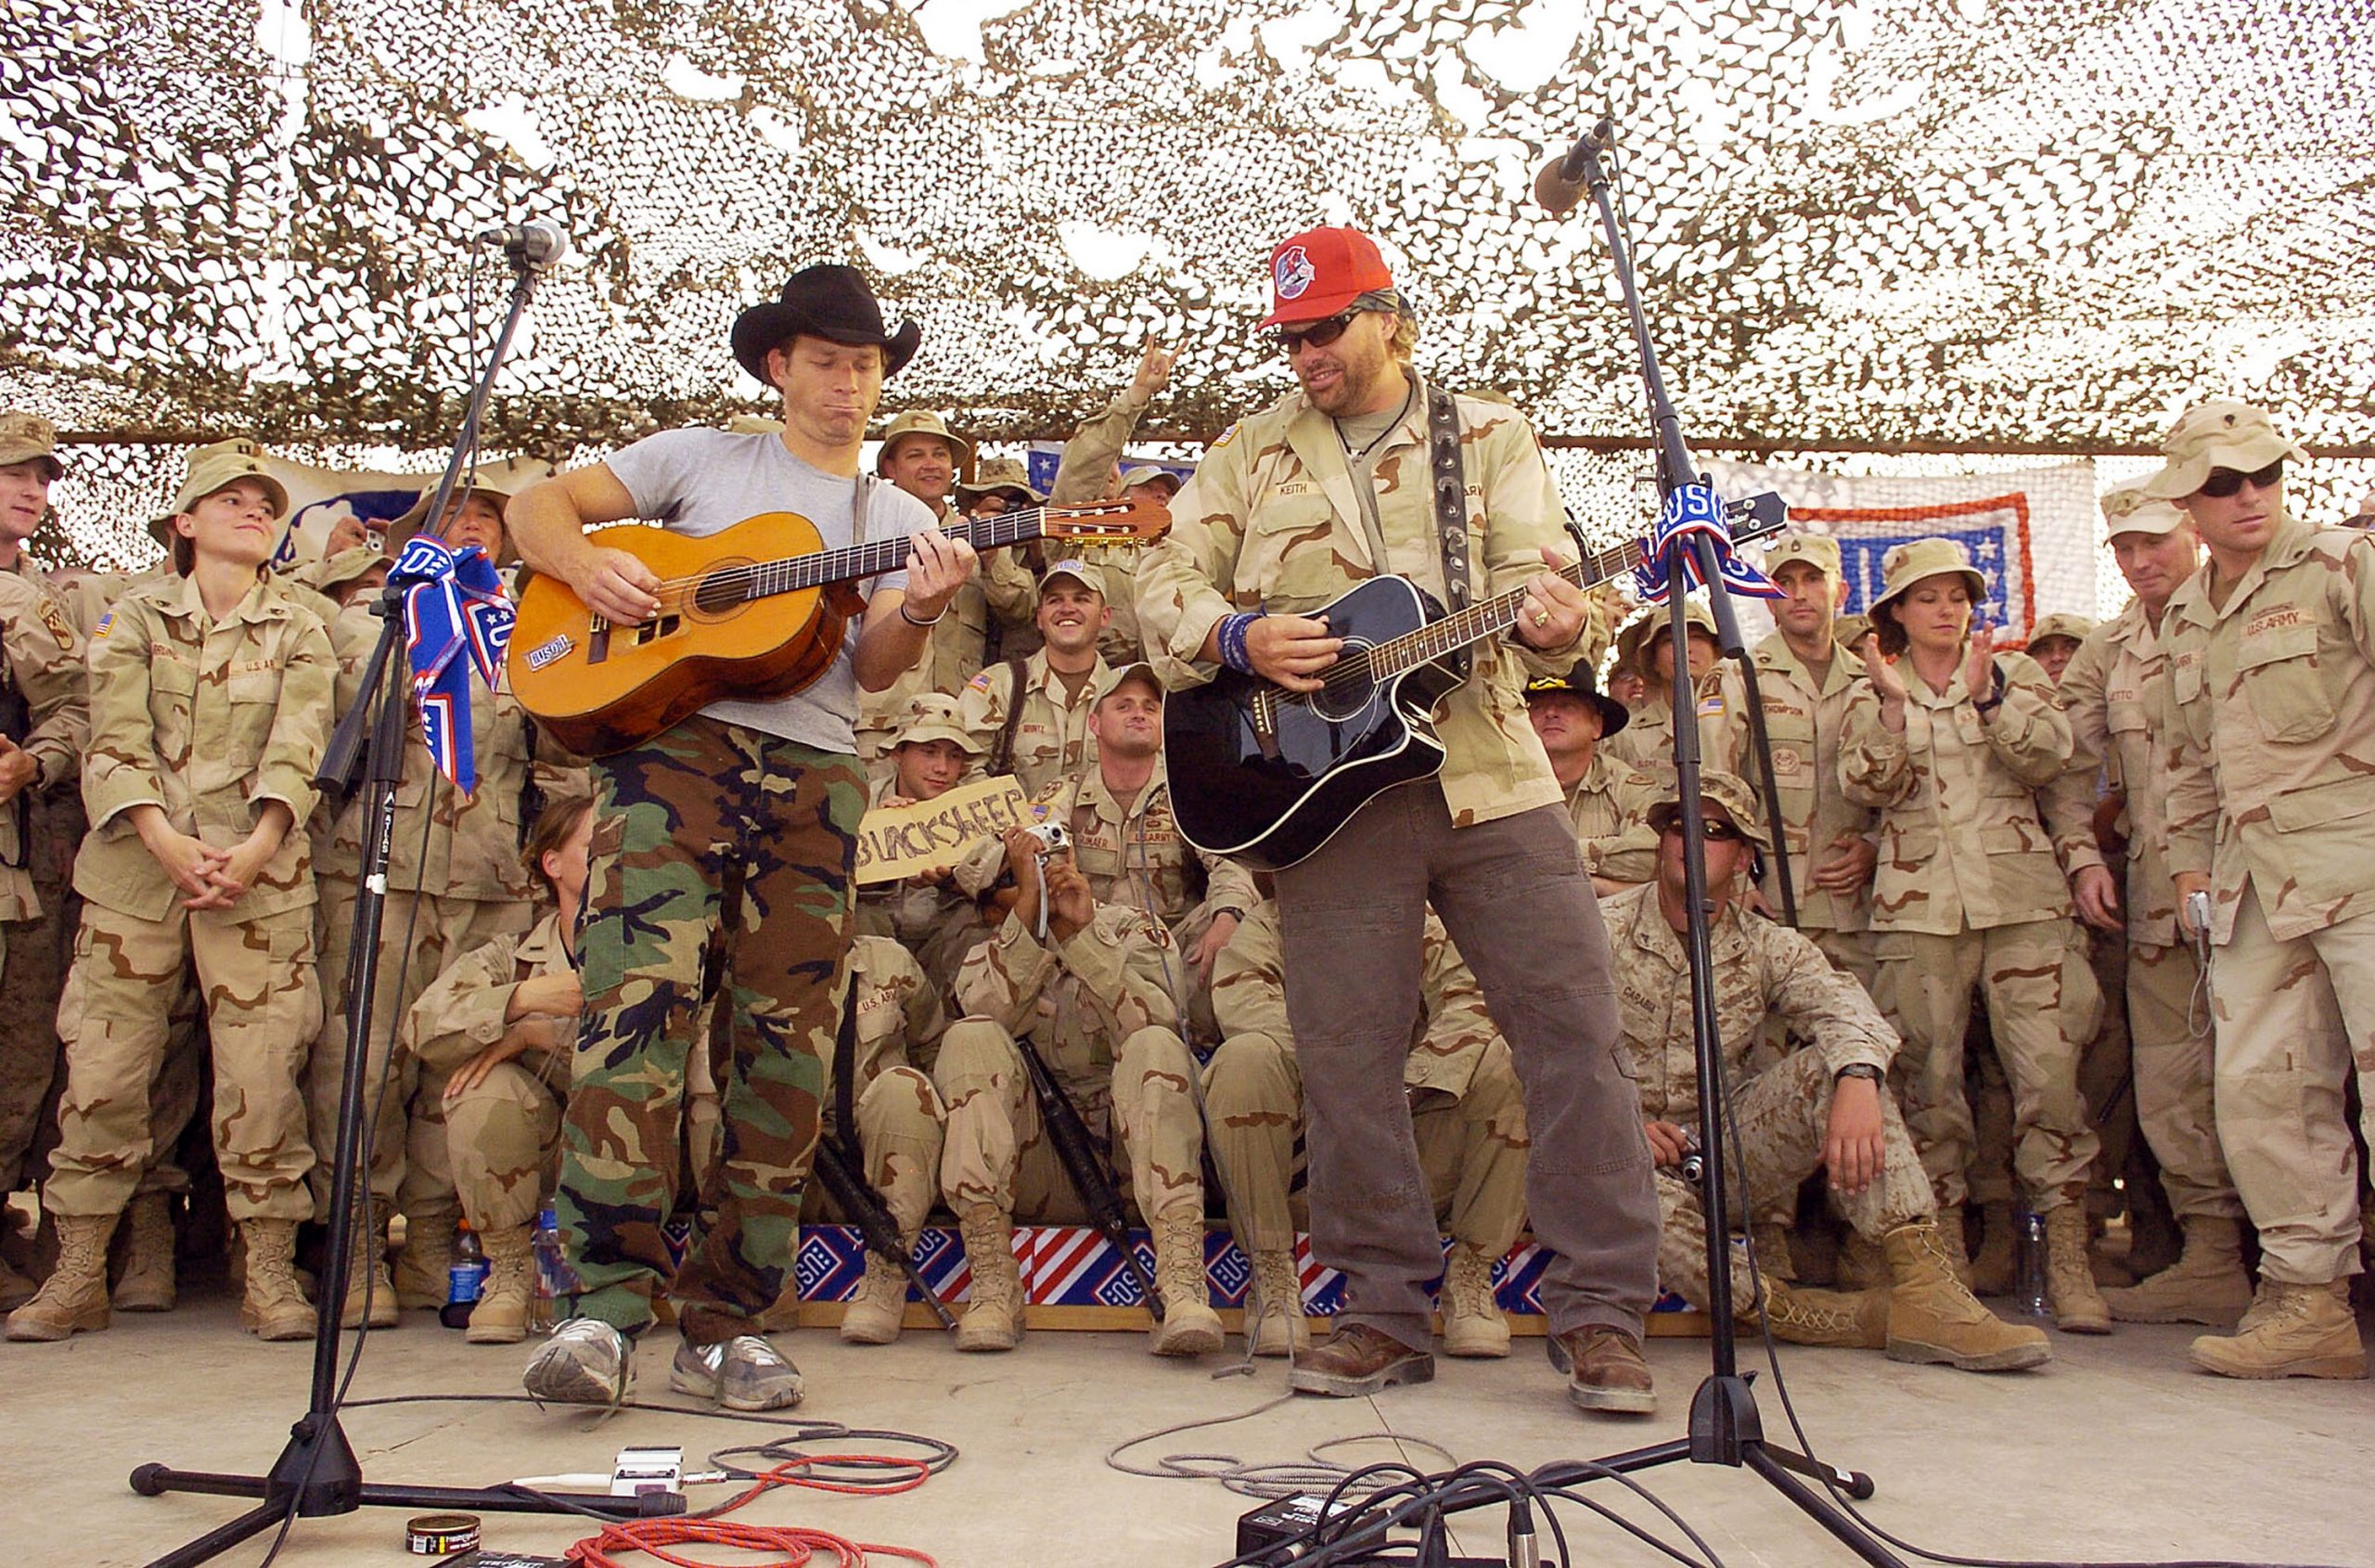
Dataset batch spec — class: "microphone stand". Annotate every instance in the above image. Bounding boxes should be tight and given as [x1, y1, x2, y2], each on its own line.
[1527, 126, 1900, 1564]
[125, 246, 674, 1568]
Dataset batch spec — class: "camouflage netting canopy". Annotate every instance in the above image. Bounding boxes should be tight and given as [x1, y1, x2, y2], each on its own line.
[5, 0, 2372, 549]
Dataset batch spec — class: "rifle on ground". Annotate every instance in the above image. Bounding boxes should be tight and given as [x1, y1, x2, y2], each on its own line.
[811, 1135, 957, 1331]
[1013, 1032, 1166, 1321]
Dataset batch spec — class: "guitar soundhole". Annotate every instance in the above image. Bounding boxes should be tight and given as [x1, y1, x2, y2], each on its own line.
[690, 565, 753, 617]
[1305, 643, 1377, 722]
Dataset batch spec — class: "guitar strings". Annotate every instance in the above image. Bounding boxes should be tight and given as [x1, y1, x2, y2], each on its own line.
[630, 504, 1134, 598]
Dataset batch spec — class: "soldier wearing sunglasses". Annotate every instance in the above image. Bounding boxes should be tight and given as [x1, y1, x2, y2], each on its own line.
[2152, 401, 2369, 1382]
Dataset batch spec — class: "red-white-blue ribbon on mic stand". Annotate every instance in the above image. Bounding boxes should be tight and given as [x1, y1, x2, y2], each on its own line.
[1631, 482, 1786, 605]
[394, 535, 514, 794]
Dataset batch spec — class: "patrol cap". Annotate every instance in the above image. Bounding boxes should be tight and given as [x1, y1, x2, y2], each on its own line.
[1040, 558, 1106, 598]
[385, 482, 516, 563]
[0, 410, 63, 480]
[2027, 612, 2095, 649]
[1262, 225, 1396, 328]
[1868, 537, 1987, 622]
[892, 692, 982, 754]
[955, 456, 1041, 508]
[1094, 659, 1162, 707]
[154, 438, 289, 546]
[302, 542, 391, 597]
[1760, 533, 1841, 578]
[1522, 661, 1629, 738]
[1644, 769, 1770, 855]
[1119, 464, 1181, 496]
[875, 410, 975, 482]
[2142, 401, 2309, 500]
[2099, 481, 2189, 539]
[1833, 613, 1872, 653]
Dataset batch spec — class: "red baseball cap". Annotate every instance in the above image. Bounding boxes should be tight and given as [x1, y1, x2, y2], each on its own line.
[1261, 225, 1395, 327]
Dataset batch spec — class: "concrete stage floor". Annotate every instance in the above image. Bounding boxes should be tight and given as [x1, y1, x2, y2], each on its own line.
[12, 1286, 2370, 1568]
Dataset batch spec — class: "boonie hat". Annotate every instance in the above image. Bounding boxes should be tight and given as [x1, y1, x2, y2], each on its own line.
[875, 411, 975, 482]
[2027, 612, 2095, 649]
[2142, 401, 2309, 500]
[1617, 600, 1719, 679]
[384, 482, 516, 564]
[956, 457, 1042, 508]
[1868, 538, 1987, 622]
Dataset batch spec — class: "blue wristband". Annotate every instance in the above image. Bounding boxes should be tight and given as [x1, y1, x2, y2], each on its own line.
[1218, 611, 1264, 675]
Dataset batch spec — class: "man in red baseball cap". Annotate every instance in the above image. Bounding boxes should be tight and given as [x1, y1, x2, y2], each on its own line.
[1137, 225, 1661, 1416]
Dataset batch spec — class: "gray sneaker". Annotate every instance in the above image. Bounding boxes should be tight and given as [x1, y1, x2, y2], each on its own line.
[670, 1333, 805, 1411]
[523, 1317, 635, 1407]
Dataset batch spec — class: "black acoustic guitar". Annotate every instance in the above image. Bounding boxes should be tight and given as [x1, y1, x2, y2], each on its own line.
[1164, 495, 1788, 869]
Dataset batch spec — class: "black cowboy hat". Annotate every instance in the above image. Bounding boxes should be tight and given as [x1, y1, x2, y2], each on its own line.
[731, 263, 921, 386]
[1522, 662, 1630, 738]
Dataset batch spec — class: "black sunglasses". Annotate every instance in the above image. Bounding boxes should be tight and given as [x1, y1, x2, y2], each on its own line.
[1267, 311, 1360, 355]
[1658, 817, 1746, 843]
[2199, 458, 2283, 499]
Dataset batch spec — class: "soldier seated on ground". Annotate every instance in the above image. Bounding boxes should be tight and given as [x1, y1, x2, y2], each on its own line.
[1604, 771, 2051, 1372]
[855, 693, 993, 1006]
[403, 795, 592, 1344]
[1204, 900, 1527, 1362]
[930, 822, 1223, 1358]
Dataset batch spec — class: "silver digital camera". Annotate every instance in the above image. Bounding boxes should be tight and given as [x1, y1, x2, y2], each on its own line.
[1020, 821, 1071, 856]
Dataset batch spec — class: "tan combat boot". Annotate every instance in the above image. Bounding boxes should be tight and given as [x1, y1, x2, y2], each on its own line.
[1753, 1277, 1890, 1349]
[2042, 1204, 2112, 1334]
[340, 1237, 399, 1330]
[955, 1204, 1023, 1353]
[5, 1212, 117, 1342]
[238, 1218, 317, 1342]
[2102, 1215, 2253, 1326]
[2189, 1279, 2368, 1381]
[1148, 1204, 1224, 1357]
[1438, 1241, 1511, 1358]
[839, 1237, 918, 1345]
[1881, 1220, 2053, 1370]
[393, 1200, 459, 1311]
[1834, 1230, 1890, 1291]
[1966, 1201, 2017, 1297]
[467, 1224, 536, 1344]
[112, 1191, 178, 1313]
[1246, 1248, 1308, 1357]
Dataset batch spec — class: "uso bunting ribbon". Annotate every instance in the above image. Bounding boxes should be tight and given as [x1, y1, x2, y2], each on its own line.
[1632, 482, 1786, 606]
[395, 535, 514, 793]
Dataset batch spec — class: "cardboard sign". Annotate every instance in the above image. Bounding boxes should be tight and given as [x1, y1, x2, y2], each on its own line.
[854, 776, 1034, 884]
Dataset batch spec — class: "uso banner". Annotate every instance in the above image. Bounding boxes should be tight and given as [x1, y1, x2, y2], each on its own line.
[1700, 459, 2101, 645]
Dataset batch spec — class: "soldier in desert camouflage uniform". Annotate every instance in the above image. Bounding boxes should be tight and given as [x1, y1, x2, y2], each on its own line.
[1046, 341, 1192, 663]
[1606, 599, 1722, 777]
[304, 481, 538, 1329]
[1521, 662, 1659, 891]
[1840, 537, 2108, 1335]
[855, 693, 994, 1005]
[2153, 402, 2373, 1379]
[1609, 772, 2048, 1371]
[931, 825, 1224, 1358]
[8, 442, 333, 1345]
[955, 559, 1112, 794]
[2043, 484, 2250, 1327]
[1204, 902, 1527, 1360]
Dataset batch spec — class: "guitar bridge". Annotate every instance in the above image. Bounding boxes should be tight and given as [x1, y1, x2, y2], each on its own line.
[1250, 685, 1281, 760]
[587, 612, 610, 666]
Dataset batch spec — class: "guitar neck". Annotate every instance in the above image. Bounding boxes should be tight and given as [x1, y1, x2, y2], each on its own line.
[1369, 537, 1642, 677]
[736, 507, 1080, 598]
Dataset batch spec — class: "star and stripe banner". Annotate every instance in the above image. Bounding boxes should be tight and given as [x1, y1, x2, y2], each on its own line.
[395, 535, 515, 793]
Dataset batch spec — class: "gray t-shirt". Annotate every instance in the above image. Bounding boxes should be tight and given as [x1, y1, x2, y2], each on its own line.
[603, 428, 926, 753]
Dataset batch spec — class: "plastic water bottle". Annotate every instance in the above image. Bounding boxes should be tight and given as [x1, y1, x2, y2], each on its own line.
[440, 1220, 489, 1330]
[2015, 1206, 2048, 1317]
[530, 1207, 574, 1332]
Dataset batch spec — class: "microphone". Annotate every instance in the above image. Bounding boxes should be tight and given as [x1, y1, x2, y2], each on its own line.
[473, 219, 570, 268]
[1533, 116, 1614, 216]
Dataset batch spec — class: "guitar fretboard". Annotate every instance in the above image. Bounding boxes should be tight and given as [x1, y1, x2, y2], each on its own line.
[1364, 537, 1642, 679]
[717, 506, 1126, 602]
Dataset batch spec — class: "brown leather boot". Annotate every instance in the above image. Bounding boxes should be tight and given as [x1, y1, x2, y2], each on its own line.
[1290, 1322, 1434, 1396]
[1438, 1241, 1511, 1358]
[1881, 1221, 2053, 1370]
[111, 1191, 177, 1313]
[955, 1204, 1022, 1353]
[466, 1224, 536, 1344]
[2043, 1204, 2112, 1334]
[6, 1212, 116, 1342]
[1246, 1248, 1309, 1357]
[1548, 1324, 1655, 1414]
[239, 1219, 317, 1342]
[1148, 1204, 1223, 1357]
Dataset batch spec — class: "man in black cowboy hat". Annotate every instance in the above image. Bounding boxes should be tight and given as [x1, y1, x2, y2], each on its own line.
[507, 263, 978, 1413]
[1522, 662, 1661, 894]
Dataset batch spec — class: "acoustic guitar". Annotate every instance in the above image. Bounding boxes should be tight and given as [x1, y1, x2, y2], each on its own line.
[510, 498, 1169, 755]
[1163, 495, 1787, 870]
